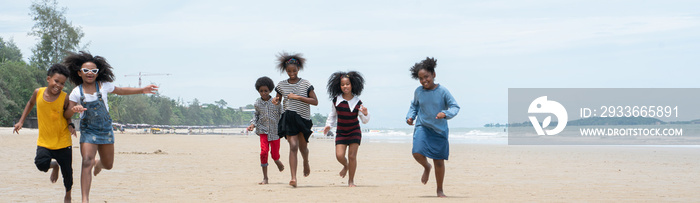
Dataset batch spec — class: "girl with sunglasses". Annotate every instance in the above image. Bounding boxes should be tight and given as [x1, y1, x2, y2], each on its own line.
[63, 51, 158, 202]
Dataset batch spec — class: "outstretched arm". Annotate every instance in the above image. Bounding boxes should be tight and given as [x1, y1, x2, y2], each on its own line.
[112, 84, 158, 95]
[13, 89, 39, 134]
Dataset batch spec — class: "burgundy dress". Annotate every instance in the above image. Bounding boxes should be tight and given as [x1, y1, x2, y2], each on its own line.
[334, 97, 363, 145]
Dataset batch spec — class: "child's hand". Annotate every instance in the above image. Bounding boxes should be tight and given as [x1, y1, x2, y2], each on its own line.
[13, 122, 23, 134]
[72, 105, 87, 113]
[287, 93, 300, 100]
[360, 105, 368, 116]
[142, 85, 159, 94]
[69, 125, 77, 137]
[247, 124, 255, 132]
[436, 112, 446, 119]
[323, 126, 331, 135]
[272, 97, 280, 105]
[407, 118, 414, 126]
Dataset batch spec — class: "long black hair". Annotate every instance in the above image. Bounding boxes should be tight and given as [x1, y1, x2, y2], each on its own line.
[326, 71, 365, 99]
[276, 52, 306, 72]
[63, 51, 115, 85]
[409, 57, 437, 79]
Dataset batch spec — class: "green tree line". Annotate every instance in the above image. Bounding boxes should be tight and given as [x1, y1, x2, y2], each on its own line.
[107, 95, 254, 126]
[2, 0, 328, 128]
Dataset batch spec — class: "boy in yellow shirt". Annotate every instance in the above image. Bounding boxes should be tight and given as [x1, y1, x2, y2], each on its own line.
[14, 64, 76, 203]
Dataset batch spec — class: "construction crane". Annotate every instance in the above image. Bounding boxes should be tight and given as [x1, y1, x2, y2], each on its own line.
[124, 72, 171, 87]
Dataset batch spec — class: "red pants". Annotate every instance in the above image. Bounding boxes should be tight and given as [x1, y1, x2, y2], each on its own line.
[260, 134, 281, 166]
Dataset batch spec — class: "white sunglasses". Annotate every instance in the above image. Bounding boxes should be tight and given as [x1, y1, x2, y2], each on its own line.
[80, 68, 99, 74]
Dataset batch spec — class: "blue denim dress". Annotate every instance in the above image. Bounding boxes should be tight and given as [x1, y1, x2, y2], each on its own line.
[79, 83, 114, 144]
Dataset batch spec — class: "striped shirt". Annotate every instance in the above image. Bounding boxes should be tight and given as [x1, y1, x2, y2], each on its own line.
[249, 97, 282, 140]
[275, 78, 314, 120]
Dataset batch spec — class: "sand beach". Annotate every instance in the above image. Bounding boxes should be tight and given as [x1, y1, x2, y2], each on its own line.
[1, 127, 698, 202]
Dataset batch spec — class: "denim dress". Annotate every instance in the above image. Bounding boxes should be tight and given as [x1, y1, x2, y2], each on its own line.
[79, 83, 114, 144]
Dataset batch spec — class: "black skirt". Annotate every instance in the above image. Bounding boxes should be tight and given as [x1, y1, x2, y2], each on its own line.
[278, 110, 313, 143]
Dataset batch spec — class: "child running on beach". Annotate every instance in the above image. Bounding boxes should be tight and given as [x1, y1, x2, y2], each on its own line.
[13, 64, 76, 203]
[405, 57, 460, 197]
[322, 71, 370, 187]
[271, 52, 318, 187]
[63, 51, 158, 202]
[247, 76, 285, 185]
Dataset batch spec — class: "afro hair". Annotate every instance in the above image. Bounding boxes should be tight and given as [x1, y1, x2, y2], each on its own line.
[409, 57, 437, 79]
[254, 76, 275, 91]
[276, 52, 306, 72]
[326, 71, 365, 100]
[63, 51, 115, 85]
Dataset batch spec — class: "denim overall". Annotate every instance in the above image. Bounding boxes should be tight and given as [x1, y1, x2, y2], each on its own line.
[79, 83, 114, 144]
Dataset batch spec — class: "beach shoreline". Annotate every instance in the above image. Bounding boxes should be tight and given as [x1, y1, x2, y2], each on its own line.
[1, 127, 698, 202]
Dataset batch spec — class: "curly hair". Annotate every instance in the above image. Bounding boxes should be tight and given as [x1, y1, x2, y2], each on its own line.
[47, 63, 70, 78]
[63, 51, 115, 85]
[254, 76, 275, 91]
[326, 71, 365, 100]
[409, 57, 437, 79]
[276, 52, 306, 72]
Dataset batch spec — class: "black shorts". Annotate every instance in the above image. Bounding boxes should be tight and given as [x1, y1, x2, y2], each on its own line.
[278, 110, 313, 143]
[35, 146, 73, 191]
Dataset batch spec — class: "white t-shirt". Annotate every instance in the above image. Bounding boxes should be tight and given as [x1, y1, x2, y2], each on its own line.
[69, 82, 115, 114]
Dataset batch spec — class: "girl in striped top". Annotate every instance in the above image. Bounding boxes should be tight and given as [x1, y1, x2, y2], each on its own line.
[323, 71, 370, 187]
[272, 52, 318, 187]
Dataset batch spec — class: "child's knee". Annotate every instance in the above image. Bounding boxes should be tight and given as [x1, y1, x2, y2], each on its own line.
[434, 160, 445, 168]
[102, 161, 114, 170]
[348, 154, 357, 161]
[34, 159, 51, 172]
[289, 143, 299, 152]
[299, 146, 309, 154]
[34, 148, 51, 172]
[81, 159, 94, 168]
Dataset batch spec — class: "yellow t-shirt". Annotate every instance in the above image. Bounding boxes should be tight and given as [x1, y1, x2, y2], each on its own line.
[36, 87, 72, 149]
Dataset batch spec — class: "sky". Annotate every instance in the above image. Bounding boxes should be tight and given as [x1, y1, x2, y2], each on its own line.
[1, 0, 699, 128]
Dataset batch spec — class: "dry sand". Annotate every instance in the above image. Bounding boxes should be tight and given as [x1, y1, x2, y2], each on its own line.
[1, 127, 698, 202]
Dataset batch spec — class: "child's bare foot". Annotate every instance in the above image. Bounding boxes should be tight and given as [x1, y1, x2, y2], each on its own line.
[93, 159, 103, 176]
[421, 163, 432, 184]
[64, 190, 71, 203]
[339, 166, 347, 178]
[259, 178, 269, 185]
[50, 163, 59, 183]
[274, 160, 285, 172]
[303, 160, 310, 177]
[348, 181, 356, 187]
[289, 180, 297, 187]
[437, 189, 447, 197]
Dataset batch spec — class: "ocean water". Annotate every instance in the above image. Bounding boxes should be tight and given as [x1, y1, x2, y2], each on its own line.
[317, 126, 699, 146]
[319, 127, 509, 145]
